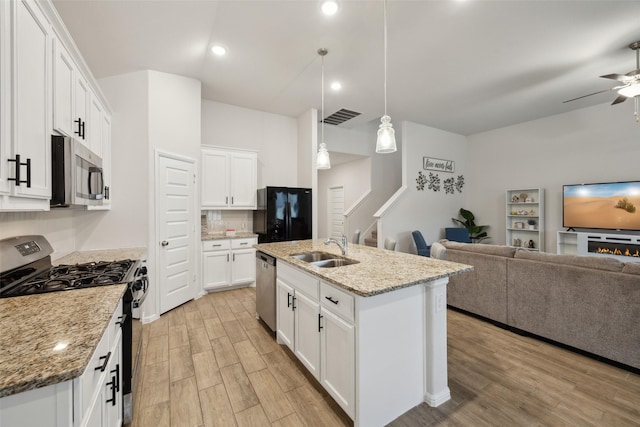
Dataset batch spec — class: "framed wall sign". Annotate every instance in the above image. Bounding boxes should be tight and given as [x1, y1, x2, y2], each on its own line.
[423, 157, 455, 173]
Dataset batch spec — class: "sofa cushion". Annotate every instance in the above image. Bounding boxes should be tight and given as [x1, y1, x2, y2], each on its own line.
[430, 241, 446, 260]
[513, 249, 624, 272]
[441, 241, 516, 258]
[622, 262, 640, 275]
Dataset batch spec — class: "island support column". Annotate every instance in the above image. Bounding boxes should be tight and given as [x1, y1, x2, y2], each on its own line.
[423, 276, 451, 406]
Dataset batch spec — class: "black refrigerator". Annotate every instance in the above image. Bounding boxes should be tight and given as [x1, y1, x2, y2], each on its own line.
[253, 187, 312, 243]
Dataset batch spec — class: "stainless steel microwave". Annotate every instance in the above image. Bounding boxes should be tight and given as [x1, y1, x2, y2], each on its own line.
[51, 135, 104, 207]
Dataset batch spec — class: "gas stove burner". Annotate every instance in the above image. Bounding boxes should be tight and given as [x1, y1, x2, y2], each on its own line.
[0, 258, 136, 298]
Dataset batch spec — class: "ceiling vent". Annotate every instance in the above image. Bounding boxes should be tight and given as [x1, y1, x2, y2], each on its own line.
[321, 108, 361, 125]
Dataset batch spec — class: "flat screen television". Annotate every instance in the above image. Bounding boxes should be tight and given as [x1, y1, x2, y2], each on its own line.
[563, 181, 640, 231]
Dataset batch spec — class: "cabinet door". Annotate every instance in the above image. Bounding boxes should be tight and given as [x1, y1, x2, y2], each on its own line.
[229, 152, 256, 208]
[276, 279, 294, 351]
[201, 150, 229, 208]
[12, 0, 52, 199]
[75, 74, 89, 143]
[294, 291, 320, 379]
[53, 38, 74, 136]
[101, 114, 111, 207]
[88, 95, 103, 156]
[320, 307, 355, 418]
[202, 250, 230, 290]
[0, 0, 10, 194]
[104, 342, 122, 427]
[231, 248, 256, 285]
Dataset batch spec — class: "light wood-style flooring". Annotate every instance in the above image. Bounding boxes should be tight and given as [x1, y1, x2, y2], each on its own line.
[131, 288, 640, 427]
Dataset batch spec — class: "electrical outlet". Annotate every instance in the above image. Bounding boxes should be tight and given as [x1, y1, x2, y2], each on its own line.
[436, 293, 445, 312]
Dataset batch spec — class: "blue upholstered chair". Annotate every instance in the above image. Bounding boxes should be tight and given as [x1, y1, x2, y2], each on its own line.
[445, 227, 471, 243]
[411, 230, 431, 257]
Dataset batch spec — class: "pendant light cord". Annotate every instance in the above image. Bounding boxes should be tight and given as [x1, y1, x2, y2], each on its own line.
[384, 0, 388, 116]
[321, 53, 325, 144]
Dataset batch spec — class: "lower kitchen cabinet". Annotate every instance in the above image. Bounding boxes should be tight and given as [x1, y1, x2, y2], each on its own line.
[202, 237, 257, 291]
[0, 299, 123, 427]
[276, 262, 355, 418]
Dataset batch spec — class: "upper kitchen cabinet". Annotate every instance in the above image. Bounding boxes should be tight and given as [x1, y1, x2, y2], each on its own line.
[0, 0, 53, 211]
[1, 0, 112, 211]
[201, 146, 257, 209]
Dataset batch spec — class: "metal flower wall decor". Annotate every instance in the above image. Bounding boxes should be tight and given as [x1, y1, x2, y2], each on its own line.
[416, 171, 464, 194]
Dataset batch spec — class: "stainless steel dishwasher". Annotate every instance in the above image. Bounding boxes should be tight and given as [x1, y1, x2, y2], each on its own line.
[256, 251, 276, 332]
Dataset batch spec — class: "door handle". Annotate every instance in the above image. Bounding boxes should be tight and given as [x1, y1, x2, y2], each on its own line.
[161, 241, 169, 247]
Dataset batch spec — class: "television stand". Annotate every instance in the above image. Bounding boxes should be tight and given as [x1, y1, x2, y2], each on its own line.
[557, 230, 640, 262]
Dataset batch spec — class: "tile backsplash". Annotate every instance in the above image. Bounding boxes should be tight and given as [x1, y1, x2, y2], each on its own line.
[201, 210, 253, 234]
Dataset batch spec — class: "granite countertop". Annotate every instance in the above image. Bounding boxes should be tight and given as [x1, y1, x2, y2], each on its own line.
[0, 247, 147, 398]
[201, 232, 258, 241]
[254, 239, 473, 297]
[53, 247, 147, 265]
[0, 284, 126, 397]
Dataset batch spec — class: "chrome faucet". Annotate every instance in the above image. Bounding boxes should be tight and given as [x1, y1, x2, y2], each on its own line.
[324, 234, 348, 255]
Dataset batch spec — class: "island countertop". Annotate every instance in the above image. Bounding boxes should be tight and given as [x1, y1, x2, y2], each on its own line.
[255, 239, 472, 297]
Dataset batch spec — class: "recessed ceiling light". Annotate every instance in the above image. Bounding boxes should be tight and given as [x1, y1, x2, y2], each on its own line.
[331, 81, 342, 91]
[211, 45, 227, 56]
[321, 1, 339, 16]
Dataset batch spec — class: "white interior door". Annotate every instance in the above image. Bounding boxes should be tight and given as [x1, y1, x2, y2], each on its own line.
[156, 153, 196, 314]
[328, 186, 345, 239]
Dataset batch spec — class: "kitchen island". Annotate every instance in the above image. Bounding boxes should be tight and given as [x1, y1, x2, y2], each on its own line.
[255, 240, 472, 427]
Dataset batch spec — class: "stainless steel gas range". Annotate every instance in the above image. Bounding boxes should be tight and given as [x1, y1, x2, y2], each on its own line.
[0, 235, 148, 425]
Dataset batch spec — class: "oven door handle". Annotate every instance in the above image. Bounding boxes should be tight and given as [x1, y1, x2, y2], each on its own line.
[116, 313, 128, 329]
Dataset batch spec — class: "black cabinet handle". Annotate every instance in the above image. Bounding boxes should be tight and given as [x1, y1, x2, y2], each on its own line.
[325, 296, 339, 305]
[74, 118, 82, 137]
[106, 376, 117, 406]
[95, 351, 111, 372]
[116, 314, 128, 328]
[7, 154, 31, 187]
[104, 185, 110, 200]
[318, 313, 323, 332]
[287, 292, 292, 308]
[110, 363, 120, 392]
[80, 120, 85, 139]
[292, 296, 297, 311]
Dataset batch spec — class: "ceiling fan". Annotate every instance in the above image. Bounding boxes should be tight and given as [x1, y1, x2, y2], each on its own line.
[564, 41, 640, 122]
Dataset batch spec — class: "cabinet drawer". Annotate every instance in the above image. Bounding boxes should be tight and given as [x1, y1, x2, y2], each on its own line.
[231, 237, 257, 249]
[320, 281, 354, 322]
[202, 239, 231, 251]
[108, 298, 124, 350]
[278, 262, 319, 299]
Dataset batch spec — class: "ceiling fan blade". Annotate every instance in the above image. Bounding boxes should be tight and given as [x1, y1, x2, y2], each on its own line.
[600, 73, 635, 82]
[611, 94, 628, 105]
[563, 88, 614, 103]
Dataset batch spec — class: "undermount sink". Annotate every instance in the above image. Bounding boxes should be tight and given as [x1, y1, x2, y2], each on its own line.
[290, 251, 359, 268]
[310, 258, 359, 268]
[291, 251, 336, 262]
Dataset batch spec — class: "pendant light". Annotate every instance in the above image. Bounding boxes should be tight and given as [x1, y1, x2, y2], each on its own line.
[376, 0, 397, 153]
[317, 48, 331, 169]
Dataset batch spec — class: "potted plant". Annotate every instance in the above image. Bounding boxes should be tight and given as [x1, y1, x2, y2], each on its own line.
[451, 208, 490, 243]
[527, 219, 536, 230]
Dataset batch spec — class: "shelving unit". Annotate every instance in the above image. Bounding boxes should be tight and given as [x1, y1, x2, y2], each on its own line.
[506, 188, 544, 251]
[557, 230, 578, 255]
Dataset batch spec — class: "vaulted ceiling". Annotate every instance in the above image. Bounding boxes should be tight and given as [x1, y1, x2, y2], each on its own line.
[53, 0, 640, 136]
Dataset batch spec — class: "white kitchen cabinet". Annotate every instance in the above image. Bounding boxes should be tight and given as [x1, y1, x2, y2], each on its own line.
[74, 74, 89, 142]
[276, 278, 295, 349]
[201, 146, 257, 209]
[276, 262, 355, 416]
[320, 307, 355, 418]
[0, 0, 10, 196]
[88, 94, 103, 156]
[0, 0, 52, 211]
[202, 237, 257, 290]
[53, 37, 74, 137]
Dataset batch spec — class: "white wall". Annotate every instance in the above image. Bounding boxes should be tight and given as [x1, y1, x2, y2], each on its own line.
[201, 100, 298, 188]
[297, 108, 317, 237]
[380, 121, 467, 253]
[466, 101, 640, 252]
[75, 71, 150, 251]
[317, 157, 371, 238]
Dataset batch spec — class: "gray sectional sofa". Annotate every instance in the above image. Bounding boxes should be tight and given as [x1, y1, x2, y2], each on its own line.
[437, 240, 640, 370]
